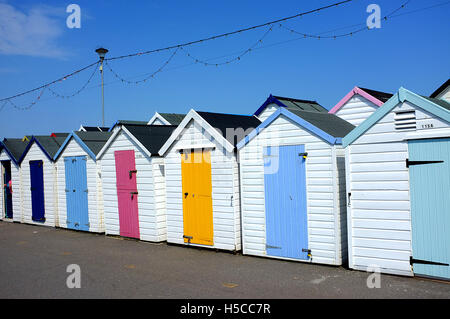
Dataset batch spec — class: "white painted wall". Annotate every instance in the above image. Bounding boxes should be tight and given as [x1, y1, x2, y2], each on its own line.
[334, 95, 379, 126]
[238, 114, 347, 265]
[0, 150, 22, 222]
[21, 143, 57, 227]
[346, 101, 450, 276]
[149, 118, 166, 125]
[257, 103, 279, 122]
[164, 119, 241, 251]
[55, 138, 104, 233]
[100, 130, 167, 242]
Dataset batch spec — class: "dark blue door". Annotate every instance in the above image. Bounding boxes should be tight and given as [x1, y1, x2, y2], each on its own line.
[264, 145, 309, 260]
[2, 161, 13, 219]
[64, 156, 89, 231]
[30, 160, 45, 222]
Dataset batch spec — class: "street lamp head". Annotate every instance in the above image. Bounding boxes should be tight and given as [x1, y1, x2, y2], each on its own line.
[95, 47, 109, 60]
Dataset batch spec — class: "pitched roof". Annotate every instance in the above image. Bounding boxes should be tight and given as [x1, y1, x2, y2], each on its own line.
[329, 86, 392, 114]
[34, 134, 69, 159]
[109, 120, 148, 131]
[80, 126, 109, 132]
[159, 113, 185, 125]
[358, 87, 393, 102]
[430, 78, 450, 98]
[288, 109, 355, 138]
[343, 87, 450, 147]
[237, 108, 354, 149]
[74, 131, 113, 156]
[196, 111, 261, 146]
[254, 95, 327, 116]
[122, 125, 178, 155]
[0, 138, 29, 164]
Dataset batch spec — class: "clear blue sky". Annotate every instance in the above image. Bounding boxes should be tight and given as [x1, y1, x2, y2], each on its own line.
[0, 0, 449, 139]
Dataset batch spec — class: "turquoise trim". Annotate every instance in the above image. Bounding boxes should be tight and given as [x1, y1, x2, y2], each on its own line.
[342, 87, 450, 147]
[53, 132, 97, 162]
[237, 108, 341, 150]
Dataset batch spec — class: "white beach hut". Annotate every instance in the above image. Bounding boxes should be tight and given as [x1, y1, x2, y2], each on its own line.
[158, 110, 260, 251]
[343, 87, 450, 280]
[53, 131, 112, 233]
[19, 134, 68, 227]
[97, 124, 176, 241]
[0, 138, 28, 223]
[237, 106, 354, 266]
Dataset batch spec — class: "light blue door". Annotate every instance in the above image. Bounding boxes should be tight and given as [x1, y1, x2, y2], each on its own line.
[264, 145, 309, 260]
[65, 156, 89, 231]
[409, 138, 450, 280]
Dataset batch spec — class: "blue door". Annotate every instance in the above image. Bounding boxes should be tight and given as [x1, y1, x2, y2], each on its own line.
[264, 145, 309, 260]
[2, 161, 13, 219]
[64, 156, 89, 231]
[30, 160, 45, 222]
[409, 138, 450, 280]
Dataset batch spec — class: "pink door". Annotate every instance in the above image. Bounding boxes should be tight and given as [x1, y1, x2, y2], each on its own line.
[114, 150, 140, 239]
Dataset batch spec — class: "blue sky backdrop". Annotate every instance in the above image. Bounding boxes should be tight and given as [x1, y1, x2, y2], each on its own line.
[0, 0, 449, 139]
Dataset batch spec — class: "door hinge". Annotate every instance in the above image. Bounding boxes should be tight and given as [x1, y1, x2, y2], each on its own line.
[84, 189, 88, 193]
[406, 159, 444, 168]
[129, 170, 137, 178]
[299, 152, 308, 159]
[266, 244, 281, 249]
[183, 235, 193, 243]
[410, 256, 449, 266]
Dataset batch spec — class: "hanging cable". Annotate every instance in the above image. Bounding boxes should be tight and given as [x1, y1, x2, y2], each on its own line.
[47, 62, 99, 99]
[7, 87, 47, 111]
[105, 48, 179, 84]
[281, 0, 411, 40]
[180, 24, 274, 66]
[105, 0, 353, 61]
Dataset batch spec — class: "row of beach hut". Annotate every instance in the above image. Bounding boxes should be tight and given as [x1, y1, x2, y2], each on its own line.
[1, 79, 449, 281]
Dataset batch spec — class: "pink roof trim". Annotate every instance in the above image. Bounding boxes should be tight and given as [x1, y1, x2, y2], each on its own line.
[328, 86, 385, 114]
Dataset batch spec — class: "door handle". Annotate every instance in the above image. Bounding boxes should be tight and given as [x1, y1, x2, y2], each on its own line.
[129, 170, 137, 179]
[184, 192, 188, 198]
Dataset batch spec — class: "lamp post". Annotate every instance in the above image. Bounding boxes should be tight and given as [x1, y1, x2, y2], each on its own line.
[95, 47, 108, 127]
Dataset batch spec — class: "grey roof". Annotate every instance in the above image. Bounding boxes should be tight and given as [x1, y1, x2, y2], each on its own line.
[74, 131, 113, 156]
[114, 120, 148, 126]
[34, 134, 69, 158]
[80, 126, 109, 132]
[1, 138, 29, 162]
[423, 96, 450, 111]
[196, 111, 261, 146]
[159, 113, 185, 125]
[288, 109, 355, 138]
[359, 87, 393, 102]
[272, 96, 328, 113]
[123, 125, 177, 155]
[430, 78, 450, 98]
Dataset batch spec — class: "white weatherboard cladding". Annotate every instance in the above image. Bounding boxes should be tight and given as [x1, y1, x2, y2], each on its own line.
[55, 138, 104, 233]
[0, 150, 22, 222]
[101, 130, 167, 242]
[257, 103, 279, 122]
[346, 101, 450, 276]
[21, 143, 57, 227]
[238, 114, 347, 265]
[334, 95, 379, 127]
[150, 118, 166, 125]
[164, 120, 241, 251]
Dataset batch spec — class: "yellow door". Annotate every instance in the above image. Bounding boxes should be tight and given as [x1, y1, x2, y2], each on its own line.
[181, 149, 213, 246]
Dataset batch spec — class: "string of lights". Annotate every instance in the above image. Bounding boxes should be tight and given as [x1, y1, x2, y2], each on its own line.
[47, 62, 100, 99]
[7, 87, 47, 111]
[105, 0, 353, 61]
[105, 48, 179, 84]
[180, 25, 274, 67]
[281, 0, 411, 39]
